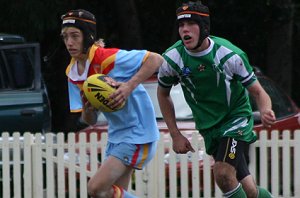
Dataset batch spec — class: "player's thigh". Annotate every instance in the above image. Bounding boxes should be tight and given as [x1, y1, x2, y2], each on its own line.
[213, 137, 251, 180]
[114, 167, 134, 190]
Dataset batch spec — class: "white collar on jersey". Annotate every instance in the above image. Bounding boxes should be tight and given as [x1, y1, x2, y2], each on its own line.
[184, 37, 214, 57]
[68, 59, 91, 81]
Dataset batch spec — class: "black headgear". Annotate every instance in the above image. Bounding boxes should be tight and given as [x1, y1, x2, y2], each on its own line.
[61, 9, 96, 53]
[176, 1, 210, 49]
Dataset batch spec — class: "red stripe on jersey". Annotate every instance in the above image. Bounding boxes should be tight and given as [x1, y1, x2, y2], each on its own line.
[92, 47, 119, 75]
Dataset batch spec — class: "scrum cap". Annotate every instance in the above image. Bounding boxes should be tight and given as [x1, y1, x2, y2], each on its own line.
[176, 1, 210, 48]
[61, 9, 96, 53]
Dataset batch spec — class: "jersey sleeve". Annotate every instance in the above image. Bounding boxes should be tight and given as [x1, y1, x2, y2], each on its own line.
[68, 81, 82, 113]
[230, 53, 257, 88]
[158, 59, 180, 88]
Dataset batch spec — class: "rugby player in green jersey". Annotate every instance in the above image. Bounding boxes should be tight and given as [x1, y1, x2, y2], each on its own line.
[157, 1, 276, 198]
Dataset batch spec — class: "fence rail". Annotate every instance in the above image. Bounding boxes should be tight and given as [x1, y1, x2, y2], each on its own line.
[1, 130, 299, 198]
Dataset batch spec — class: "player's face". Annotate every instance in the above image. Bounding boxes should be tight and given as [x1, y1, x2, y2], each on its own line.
[178, 20, 200, 51]
[61, 27, 84, 59]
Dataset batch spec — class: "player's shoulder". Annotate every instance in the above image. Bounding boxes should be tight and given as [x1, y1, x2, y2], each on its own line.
[210, 35, 246, 55]
[163, 40, 184, 55]
[210, 35, 235, 47]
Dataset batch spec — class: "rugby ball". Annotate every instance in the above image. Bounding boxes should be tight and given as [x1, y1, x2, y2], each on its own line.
[83, 74, 125, 112]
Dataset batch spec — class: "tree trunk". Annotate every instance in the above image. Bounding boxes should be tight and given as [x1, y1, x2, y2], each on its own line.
[266, 0, 294, 94]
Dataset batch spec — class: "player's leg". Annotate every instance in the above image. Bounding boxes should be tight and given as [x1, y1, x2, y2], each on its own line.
[213, 137, 247, 198]
[114, 168, 133, 190]
[87, 141, 157, 198]
[112, 142, 157, 197]
[87, 155, 133, 198]
[237, 144, 273, 198]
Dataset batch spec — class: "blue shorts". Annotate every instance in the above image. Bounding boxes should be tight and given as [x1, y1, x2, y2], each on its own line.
[105, 141, 157, 170]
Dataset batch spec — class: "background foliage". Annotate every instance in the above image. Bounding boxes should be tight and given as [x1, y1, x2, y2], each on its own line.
[1, 0, 299, 132]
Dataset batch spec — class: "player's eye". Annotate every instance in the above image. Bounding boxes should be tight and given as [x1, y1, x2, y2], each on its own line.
[61, 33, 80, 42]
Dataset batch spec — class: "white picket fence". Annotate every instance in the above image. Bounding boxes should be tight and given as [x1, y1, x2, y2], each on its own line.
[1, 130, 300, 198]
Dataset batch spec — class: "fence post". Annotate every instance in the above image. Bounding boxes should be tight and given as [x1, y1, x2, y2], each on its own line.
[67, 133, 77, 198]
[282, 130, 291, 198]
[23, 132, 34, 198]
[45, 133, 55, 198]
[1, 132, 11, 198]
[79, 133, 88, 198]
[191, 132, 200, 198]
[32, 133, 44, 198]
[259, 130, 268, 188]
[56, 133, 66, 198]
[295, 130, 300, 197]
[12, 132, 21, 198]
[270, 130, 279, 196]
[89, 132, 99, 176]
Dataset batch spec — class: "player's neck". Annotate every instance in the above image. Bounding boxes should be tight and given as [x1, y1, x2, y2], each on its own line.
[191, 38, 210, 53]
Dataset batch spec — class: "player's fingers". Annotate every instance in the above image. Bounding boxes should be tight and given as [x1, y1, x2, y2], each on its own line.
[266, 110, 276, 119]
[187, 144, 195, 152]
[262, 118, 274, 128]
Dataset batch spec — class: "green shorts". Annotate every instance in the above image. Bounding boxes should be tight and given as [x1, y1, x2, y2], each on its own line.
[200, 116, 257, 155]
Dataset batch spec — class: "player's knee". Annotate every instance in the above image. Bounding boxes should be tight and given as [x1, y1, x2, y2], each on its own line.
[87, 183, 97, 197]
[87, 187, 108, 198]
[87, 182, 106, 197]
[214, 162, 235, 178]
[214, 162, 237, 190]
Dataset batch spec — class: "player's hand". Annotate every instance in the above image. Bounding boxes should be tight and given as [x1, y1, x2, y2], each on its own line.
[261, 109, 276, 128]
[171, 133, 195, 154]
[100, 77, 125, 109]
[109, 82, 130, 109]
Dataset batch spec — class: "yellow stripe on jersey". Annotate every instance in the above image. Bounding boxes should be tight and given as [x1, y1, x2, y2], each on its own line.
[101, 54, 117, 73]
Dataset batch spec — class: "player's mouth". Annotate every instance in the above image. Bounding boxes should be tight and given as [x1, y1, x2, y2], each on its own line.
[183, 35, 192, 40]
[68, 49, 78, 54]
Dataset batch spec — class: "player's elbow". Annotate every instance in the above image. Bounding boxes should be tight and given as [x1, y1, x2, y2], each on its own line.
[149, 52, 164, 71]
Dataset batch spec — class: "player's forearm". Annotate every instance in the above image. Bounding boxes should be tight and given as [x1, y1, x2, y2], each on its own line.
[251, 87, 272, 114]
[127, 52, 163, 90]
[157, 87, 181, 138]
[81, 108, 98, 125]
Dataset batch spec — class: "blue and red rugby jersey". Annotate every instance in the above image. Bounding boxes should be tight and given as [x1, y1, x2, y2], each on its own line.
[65, 44, 159, 144]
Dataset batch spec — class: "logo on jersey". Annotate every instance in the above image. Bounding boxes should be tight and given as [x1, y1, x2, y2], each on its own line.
[237, 130, 243, 136]
[228, 138, 237, 159]
[198, 64, 206, 71]
[182, 66, 191, 77]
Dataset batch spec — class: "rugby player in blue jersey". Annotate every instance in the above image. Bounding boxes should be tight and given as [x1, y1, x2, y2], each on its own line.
[61, 9, 163, 198]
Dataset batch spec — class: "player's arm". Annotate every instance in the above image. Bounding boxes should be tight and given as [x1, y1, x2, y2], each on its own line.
[67, 81, 97, 126]
[157, 86, 180, 137]
[109, 52, 163, 108]
[247, 80, 276, 128]
[81, 94, 98, 125]
[157, 85, 195, 153]
[126, 52, 163, 88]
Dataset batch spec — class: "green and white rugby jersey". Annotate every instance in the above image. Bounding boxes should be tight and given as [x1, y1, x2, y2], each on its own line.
[158, 36, 257, 131]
